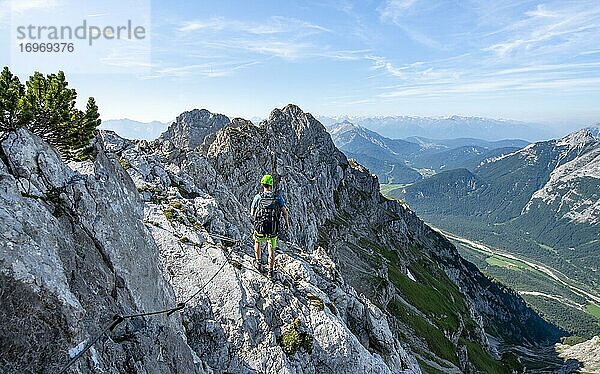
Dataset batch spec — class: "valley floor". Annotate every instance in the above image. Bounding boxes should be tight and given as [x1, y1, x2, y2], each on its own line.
[430, 226, 600, 372]
[435, 228, 600, 306]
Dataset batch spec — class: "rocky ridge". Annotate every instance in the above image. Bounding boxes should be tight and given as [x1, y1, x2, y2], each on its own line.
[0, 105, 561, 373]
[525, 126, 600, 224]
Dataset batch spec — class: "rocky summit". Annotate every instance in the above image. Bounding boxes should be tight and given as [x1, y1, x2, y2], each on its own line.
[1, 104, 562, 373]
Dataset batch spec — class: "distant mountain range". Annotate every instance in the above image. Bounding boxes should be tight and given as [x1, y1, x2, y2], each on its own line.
[401, 125, 599, 249]
[106, 114, 560, 143]
[319, 115, 560, 142]
[390, 125, 600, 337]
[327, 120, 528, 184]
[101, 117, 266, 141]
[100, 119, 169, 140]
[328, 121, 422, 183]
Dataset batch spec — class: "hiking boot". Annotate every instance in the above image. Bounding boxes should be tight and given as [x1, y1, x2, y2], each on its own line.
[267, 268, 274, 278]
[253, 259, 262, 272]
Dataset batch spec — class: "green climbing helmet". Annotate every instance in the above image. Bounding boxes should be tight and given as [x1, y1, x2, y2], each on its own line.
[260, 174, 274, 186]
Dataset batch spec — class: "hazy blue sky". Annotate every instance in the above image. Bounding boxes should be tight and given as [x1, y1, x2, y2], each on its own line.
[1, 0, 599, 129]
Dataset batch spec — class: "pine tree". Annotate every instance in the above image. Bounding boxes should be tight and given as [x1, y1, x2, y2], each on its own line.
[24, 71, 80, 155]
[70, 97, 101, 160]
[0, 67, 30, 131]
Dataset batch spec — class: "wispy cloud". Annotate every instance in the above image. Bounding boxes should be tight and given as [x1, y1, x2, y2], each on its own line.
[172, 15, 341, 62]
[186, 38, 365, 63]
[366, 54, 463, 83]
[145, 60, 262, 79]
[492, 62, 600, 76]
[246, 41, 313, 60]
[321, 49, 370, 60]
[366, 55, 406, 78]
[484, 3, 600, 59]
[144, 13, 369, 78]
[367, 1, 600, 103]
[375, 58, 600, 98]
[398, 25, 443, 49]
[378, 0, 443, 49]
[178, 16, 330, 35]
[87, 13, 109, 18]
[379, 76, 600, 98]
[379, 0, 418, 19]
[100, 51, 152, 69]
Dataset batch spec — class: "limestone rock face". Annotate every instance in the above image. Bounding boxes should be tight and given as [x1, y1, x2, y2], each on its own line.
[556, 336, 600, 373]
[158, 109, 230, 151]
[0, 129, 199, 373]
[0, 105, 560, 373]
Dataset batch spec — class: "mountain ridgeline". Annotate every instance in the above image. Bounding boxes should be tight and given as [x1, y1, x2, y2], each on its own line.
[328, 121, 528, 184]
[0, 105, 565, 373]
[319, 115, 556, 142]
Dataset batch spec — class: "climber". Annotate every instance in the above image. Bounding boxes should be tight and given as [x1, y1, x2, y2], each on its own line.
[250, 174, 290, 278]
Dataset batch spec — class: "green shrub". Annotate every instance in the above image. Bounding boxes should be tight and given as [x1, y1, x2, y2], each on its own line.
[170, 180, 200, 199]
[163, 208, 175, 221]
[118, 158, 131, 170]
[281, 319, 313, 356]
[0, 67, 29, 130]
[43, 186, 65, 217]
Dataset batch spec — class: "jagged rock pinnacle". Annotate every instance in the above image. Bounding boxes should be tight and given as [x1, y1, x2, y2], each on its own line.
[263, 104, 330, 146]
[158, 108, 230, 150]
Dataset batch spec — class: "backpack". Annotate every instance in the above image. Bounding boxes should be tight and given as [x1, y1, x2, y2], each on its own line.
[254, 191, 282, 236]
